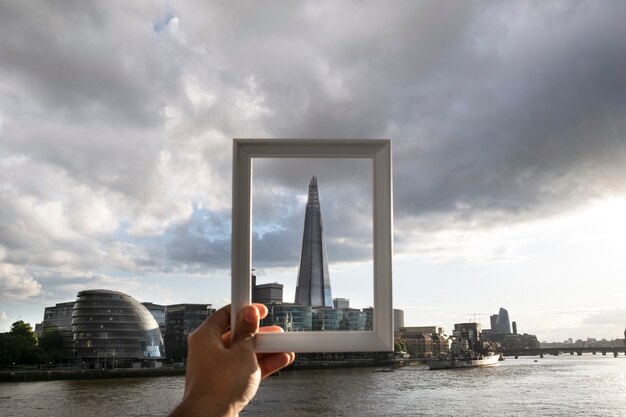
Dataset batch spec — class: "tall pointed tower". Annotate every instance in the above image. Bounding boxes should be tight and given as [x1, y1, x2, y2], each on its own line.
[294, 176, 333, 307]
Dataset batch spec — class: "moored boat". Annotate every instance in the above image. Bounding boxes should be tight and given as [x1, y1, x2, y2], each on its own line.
[427, 352, 500, 370]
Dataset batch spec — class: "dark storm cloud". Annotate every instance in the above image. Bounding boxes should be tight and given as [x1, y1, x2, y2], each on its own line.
[0, 3, 170, 223]
[166, 0, 626, 241]
[245, 1, 626, 231]
[0, 1, 167, 126]
[392, 1, 626, 227]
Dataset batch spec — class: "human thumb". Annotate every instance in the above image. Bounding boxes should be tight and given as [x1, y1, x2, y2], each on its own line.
[232, 305, 259, 346]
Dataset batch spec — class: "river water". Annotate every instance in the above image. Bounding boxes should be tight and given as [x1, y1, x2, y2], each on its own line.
[2, 356, 625, 417]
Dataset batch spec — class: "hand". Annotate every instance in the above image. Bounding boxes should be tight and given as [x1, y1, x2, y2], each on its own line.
[169, 304, 295, 417]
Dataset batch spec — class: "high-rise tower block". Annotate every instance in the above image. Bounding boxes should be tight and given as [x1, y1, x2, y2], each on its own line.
[295, 176, 333, 307]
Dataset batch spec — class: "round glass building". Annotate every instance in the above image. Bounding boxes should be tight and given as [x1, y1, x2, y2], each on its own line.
[72, 289, 165, 368]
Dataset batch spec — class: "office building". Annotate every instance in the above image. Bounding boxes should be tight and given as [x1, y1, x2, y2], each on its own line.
[393, 309, 405, 332]
[262, 303, 313, 332]
[164, 303, 215, 361]
[363, 307, 374, 331]
[41, 301, 75, 333]
[143, 302, 167, 340]
[312, 307, 342, 331]
[338, 308, 367, 331]
[72, 289, 165, 368]
[491, 307, 512, 334]
[490, 314, 498, 332]
[252, 282, 283, 305]
[295, 176, 333, 307]
[333, 298, 350, 309]
[37, 301, 76, 360]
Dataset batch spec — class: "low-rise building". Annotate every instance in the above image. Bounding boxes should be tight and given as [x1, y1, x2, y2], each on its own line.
[399, 326, 447, 358]
[37, 301, 76, 361]
[262, 303, 313, 331]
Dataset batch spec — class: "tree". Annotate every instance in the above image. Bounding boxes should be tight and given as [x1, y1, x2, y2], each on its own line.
[0, 321, 43, 365]
[10, 321, 38, 344]
[39, 326, 64, 364]
[394, 341, 407, 353]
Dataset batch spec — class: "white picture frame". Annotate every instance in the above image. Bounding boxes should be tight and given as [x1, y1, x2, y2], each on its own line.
[231, 139, 393, 353]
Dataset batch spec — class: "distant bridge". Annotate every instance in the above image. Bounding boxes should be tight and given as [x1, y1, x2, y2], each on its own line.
[505, 346, 626, 358]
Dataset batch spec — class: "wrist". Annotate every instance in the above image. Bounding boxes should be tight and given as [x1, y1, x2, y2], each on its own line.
[169, 397, 239, 417]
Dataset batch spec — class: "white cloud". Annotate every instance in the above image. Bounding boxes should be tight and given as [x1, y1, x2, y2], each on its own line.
[0, 263, 41, 301]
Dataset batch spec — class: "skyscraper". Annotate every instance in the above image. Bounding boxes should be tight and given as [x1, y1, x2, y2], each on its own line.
[494, 307, 512, 334]
[295, 176, 333, 307]
[490, 314, 498, 331]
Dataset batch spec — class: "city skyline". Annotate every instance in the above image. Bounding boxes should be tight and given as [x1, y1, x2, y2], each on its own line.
[1, 2, 625, 343]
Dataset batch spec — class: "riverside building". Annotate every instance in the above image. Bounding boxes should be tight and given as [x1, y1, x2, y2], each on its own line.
[399, 326, 448, 357]
[164, 303, 215, 361]
[262, 303, 313, 331]
[72, 289, 165, 369]
[36, 301, 76, 362]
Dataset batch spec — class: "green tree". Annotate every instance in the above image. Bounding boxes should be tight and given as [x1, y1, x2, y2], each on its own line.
[394, 341, 407, 353]
[39, 326, 64, 364]
[11, 321, 38, 343]
[0, 321, 43, 365]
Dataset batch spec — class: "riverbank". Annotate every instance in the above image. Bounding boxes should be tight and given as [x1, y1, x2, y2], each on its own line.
[0, 367, 186, 383]
[0, 357, 417, 383]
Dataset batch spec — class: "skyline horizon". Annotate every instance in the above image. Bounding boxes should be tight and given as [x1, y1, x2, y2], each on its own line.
[16, 285, 625, 344]
[1, 2, 625, 346]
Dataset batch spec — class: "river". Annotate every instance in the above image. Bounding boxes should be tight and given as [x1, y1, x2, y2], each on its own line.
[1, 356, 625, 416]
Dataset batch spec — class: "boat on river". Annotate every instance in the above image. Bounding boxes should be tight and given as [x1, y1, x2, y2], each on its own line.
[427, 351, 500, 370]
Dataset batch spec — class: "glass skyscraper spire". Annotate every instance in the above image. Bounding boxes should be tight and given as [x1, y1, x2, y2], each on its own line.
[295, 176, 333, 307]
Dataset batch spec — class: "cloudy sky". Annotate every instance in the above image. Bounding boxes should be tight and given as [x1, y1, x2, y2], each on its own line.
[1, 1, 625, 342]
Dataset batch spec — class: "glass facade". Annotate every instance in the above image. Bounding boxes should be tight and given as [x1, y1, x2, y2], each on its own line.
[393, 308, 405, 332]
[72, 289, 165, 368]
[495, 307, 512, 334]
[312, 307, 342, 331]
[295, 176, 333, 307]
[164, 303, 214, 361]
[262, 304, 313, 331]
[263, 305, 369, 332]
[363, 307, 374, 331]
[40, 301, 76, 358]
[339, 308, 367, 331]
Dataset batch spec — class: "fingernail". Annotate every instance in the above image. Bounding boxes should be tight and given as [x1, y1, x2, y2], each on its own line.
[244, 306, 258, 324]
